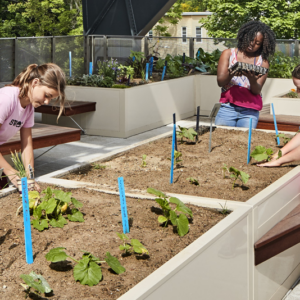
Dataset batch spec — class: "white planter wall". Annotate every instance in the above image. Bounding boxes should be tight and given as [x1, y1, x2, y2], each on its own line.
[270, 91, 300, 116]
[42, 76, 195, 138]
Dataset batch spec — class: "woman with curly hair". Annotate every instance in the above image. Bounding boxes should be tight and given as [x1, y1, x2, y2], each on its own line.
[215, 20, 276, 128]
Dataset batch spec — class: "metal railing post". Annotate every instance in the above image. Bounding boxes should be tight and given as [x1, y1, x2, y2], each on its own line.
[14, 38, 18, 78]
[189, 37, 194, 58]
[295, 39, 299, 57]
[144, 36, 149, 56]
[103, 35, 108, 61]
[84, 35, 89, 74]
[51, 36, 55, 63]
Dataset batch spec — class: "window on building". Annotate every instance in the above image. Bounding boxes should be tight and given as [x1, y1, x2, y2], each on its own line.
[182, 27, 187, 43]
[196, 27, 202, 43]
[148, 30, 153, 40]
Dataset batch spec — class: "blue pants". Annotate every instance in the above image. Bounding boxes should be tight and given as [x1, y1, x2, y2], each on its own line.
[215, 103, 259, 128]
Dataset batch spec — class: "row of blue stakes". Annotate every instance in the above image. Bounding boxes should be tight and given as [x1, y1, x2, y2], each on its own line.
[68, 52, 190, 82]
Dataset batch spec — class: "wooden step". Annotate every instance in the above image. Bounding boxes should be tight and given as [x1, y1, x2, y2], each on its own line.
[257, 114, 300, 132]
[255, 203, 300, 265]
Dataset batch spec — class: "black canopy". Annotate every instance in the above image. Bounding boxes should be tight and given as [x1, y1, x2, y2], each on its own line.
[82, 0, 177, 36]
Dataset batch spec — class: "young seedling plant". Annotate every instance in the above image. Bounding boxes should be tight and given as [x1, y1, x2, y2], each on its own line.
[222, 164, 250, 190]
[250, 146, 273, 162]
[176, 126, 197, 143]
[276, 133, 291, 145]
[168, 150, 182, 168]
[116, 233, 149, 255]
[140, 154, 147, 168]
[20, 271, 52, 297]
[45, 247, 125, 286]
[29, 187, 84, 231]
[147, 188, 193, 237]
[186, 177, 199, 185]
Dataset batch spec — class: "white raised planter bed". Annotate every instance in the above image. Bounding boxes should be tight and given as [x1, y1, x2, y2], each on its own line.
[41, 75, 197, 138]
[25, 126, 300, 300]
[270, 91, 300, 117]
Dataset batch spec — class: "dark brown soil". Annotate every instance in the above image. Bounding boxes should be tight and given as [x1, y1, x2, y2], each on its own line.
[64, 128, 298, 202]
[0, 183, 226, 300]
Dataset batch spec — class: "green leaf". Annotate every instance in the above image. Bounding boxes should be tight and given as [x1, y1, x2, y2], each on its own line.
[33, 206, 42, 220]
[169, 197, 193, 218]
[147, 188, 167, 198]
[277, 150, 282, 159]
[20, 274, 46, 294]
[175, 214, 189, 237]
[67, 210, 84, 222]
[32, 219, 49, 231]
[28, 272, 52, 293]
[266, 148, 273, 156]
[45, 247, 68, 262]
[53, 190, 72, 203]
[131, 239, 149, 255]
[239, 171, 250, 184]
[42, 187, 53, 201]
[119, 245, 131, 251]
[45, 198, 57, 214]
[116, 232, 129, 241]
[155, 198, 171, 211]
[71, 197, 83, 208]
[104, 252, 126, 274]
[74, 257, 102, 286]
[158, 215, 168, 223]
[49, 215, 68, 228]
[81, 251, 100, 263]
[186, 177, 199, 186]
[169, 210, 178, 226]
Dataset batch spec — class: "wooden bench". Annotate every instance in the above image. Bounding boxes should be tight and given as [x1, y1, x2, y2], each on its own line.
[255, 203, 300, 265]
[257, 114, 300, 132]
[35, 100, 96, 134]
[1, 123, 81, 155]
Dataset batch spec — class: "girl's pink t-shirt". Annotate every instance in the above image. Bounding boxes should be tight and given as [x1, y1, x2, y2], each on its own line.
[0, 86, 34, 146]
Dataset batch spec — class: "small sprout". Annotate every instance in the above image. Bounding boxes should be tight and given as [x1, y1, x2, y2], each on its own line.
[227, 167, 250, 190]
[147, 188, 193, 237]
[117, 233, 149, 255]
[219, 201, 230, 215]
[250, 146, 273, 162]
[222, 163, 228, 179]
[140, 154, 147, 168]
[93, 164, 106, 170]
[168, 150, 183, 168]
[277, 149, 282, 160]
[20, 271, 52, 297]
[176, 126, 197, 143]
[186, 177, 199, 185]
[276, 133, 291, 145]
[45, 247, 125, 286]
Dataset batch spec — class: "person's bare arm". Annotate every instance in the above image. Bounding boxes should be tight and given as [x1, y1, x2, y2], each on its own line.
[217, 49, 235, 87]
[20, 127, 41, 192]
[243, 59, 269, 95]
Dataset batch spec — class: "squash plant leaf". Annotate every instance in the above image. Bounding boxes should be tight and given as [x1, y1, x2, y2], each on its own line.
[239, 171, 250, 184]
[67, 209, 84, 222]
[131, 239, 149, 254]
[158, 215, 168, 223]
[44, 198, 57, 214]
[146, 188, 167, 198]
[250, 146, 273, 162]
[169, 197, 193, 218]
[104, 252, 126, 274]
[277, 150, 282, 159]
[53, 190, 72, 203]
[49, 215, 68, 228]
[186, 177, 199, 186]
[73, 257, 102, 286]
[175, 214, 189, 237]
[45, 247, 68, 262]
[20, 272, 52, 294]
[71, 197, 83, 208]
[155, 198, 170, 211]
[32, 219, 48, 231]
[169, 210, 178, 226]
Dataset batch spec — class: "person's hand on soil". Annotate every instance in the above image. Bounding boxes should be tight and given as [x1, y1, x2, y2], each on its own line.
[257, 151, 281, 167]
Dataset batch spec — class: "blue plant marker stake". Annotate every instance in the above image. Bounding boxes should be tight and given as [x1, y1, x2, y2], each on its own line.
[170, 123, 176, 184]
[145, 63, 149, 81]
[132, 56, 136, 62]
[271, 103, 280, 145]
[149, 57, 154, 77]
[69, 51, 72, 78]
[21, 177, 33, 264]
[118, 177, 129, 234]
[247, 118, 253, 164]
[89, 62, 93, 76]
[161, 66, 166, 81]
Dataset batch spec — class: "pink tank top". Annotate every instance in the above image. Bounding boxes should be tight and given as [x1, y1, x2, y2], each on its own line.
[220, 48, 263, 111]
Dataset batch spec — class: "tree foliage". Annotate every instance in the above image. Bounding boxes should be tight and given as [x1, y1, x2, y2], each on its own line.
[0, 0, 83, 37]
[202, 0, 300, 39]
[178, 0, 207, 12]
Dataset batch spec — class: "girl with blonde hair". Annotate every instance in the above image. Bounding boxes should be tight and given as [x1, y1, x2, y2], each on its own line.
[0, 63, 66, 191]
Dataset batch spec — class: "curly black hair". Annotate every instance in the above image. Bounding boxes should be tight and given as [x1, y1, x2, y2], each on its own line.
[237, 20, 276, 61]
[292, 64, 300, 79]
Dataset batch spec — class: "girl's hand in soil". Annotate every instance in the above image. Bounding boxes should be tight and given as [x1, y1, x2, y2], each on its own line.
[257, 151, 281, 167]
